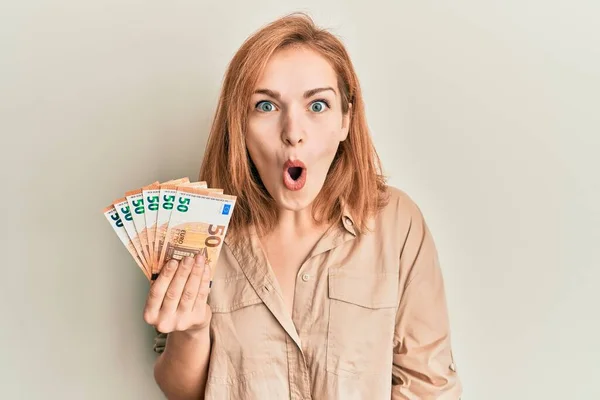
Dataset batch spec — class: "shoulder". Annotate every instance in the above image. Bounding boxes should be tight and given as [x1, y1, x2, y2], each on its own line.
[374, 184, 427, 230]
[349, 185, 439, 282]
[355, 184, 432, 261]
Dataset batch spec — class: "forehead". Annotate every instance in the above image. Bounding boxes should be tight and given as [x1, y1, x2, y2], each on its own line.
[255, 46, 338, 93]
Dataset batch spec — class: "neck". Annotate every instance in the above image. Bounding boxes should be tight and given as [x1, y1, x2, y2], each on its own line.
[271, 206, 322, 238]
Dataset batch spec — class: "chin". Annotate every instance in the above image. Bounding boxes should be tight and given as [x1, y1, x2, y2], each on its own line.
[274, 187, 317, 212]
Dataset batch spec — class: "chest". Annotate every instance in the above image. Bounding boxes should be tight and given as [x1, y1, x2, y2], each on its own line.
[207, 237, 400, 399]
[261, 235, 322, 317]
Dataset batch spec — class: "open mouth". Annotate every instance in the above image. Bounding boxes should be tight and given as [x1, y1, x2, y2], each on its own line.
[283, 160, 306, 191]
[288, 167, 303, 181]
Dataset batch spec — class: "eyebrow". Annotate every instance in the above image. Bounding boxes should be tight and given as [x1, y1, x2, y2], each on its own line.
[253, 87, 336, 100]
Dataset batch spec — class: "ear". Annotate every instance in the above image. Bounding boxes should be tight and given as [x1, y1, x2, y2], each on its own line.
[340, 103, 352, 142]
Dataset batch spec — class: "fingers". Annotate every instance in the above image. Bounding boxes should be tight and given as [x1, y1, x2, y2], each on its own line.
[143, 258, 179, 323]
[161, 255, 196, 313]
[193, 258, 211, 312]
[142, 254, 212, 331]
[178, 254, 206, 313]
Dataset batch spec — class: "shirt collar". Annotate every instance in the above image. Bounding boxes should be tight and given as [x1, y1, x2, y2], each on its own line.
[340, 197, 357, 236]
[225, 198, 358, 251]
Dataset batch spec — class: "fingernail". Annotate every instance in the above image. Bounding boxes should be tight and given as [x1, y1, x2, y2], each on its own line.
[167, 260, 177, 269]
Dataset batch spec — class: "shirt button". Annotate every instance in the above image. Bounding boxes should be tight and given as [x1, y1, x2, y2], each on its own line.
[302, 273, 310, 282]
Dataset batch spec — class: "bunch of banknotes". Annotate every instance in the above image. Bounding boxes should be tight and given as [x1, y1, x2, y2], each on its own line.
[103, 177, 237, 281]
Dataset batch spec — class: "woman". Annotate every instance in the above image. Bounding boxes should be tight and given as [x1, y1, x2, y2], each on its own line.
[143, 13, 462, 400]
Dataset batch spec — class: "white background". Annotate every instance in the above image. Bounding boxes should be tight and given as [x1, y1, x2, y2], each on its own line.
[1, 1, 599, 398]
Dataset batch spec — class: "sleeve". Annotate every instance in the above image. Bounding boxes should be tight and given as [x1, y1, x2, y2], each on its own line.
[153, 330, 168, 354]
[391, 207, 462, 399]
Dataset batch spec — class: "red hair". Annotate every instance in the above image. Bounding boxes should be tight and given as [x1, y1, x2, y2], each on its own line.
[199, 12, 389, 241]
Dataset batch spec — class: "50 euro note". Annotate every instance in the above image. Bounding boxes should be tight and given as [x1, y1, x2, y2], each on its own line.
[156, 186, 236, 281]
[112, 197, 151, 277]
[125, 181, 159, 271]
[152, 181, 216, 277]
[143, 177, 190, 273]
[103, 205, 150, 280]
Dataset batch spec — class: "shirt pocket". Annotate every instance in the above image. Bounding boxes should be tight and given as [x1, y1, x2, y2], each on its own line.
[207, 273, 273, 386]
[327, 270, 399, 377]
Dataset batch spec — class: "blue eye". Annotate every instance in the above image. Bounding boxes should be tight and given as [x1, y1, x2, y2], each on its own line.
[256, 101, 276, 112]
[310, 100, 329, 113]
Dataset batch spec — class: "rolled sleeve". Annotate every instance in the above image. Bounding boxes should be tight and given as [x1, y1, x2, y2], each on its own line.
[391, 208, 462, 399]
[153, 330, 168, 354]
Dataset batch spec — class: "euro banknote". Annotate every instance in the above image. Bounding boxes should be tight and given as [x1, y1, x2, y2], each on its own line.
[144, 177, 191, 273]
[156, 186, 236, 281]
[103, 178, 236, 281]
[125, 181, 159, 270]
[103, 205, 150, 280]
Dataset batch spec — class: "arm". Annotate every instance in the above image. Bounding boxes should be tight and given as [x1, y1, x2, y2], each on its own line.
[391, 209, 462, 399]
[153, 326, 212, 400]
[143, 255, 214, 400]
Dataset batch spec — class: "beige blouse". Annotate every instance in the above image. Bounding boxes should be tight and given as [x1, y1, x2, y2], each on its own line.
[154, 186, 462, 399]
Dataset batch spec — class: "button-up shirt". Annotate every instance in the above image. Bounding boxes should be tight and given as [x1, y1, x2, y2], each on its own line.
[154, 186, 462, 399]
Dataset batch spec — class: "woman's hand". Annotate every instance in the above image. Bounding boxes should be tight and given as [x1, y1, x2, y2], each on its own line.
[143, 253, 212, 335]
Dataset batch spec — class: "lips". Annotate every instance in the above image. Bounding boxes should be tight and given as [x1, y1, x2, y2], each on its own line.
[283, 159, 307, 191]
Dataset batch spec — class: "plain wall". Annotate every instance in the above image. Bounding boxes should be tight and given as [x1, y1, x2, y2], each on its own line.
[2, 1, 599, 398]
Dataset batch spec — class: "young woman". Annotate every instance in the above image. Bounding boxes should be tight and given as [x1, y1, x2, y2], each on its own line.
[143, 13, 462, 400]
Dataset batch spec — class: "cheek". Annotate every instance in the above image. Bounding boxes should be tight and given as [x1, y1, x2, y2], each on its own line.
[311, 120, 343, 153]
[310, 113, 345, 140]
[245, 121, 277, 170]
[312, 118, 344, 161]
[248, 114, 280, 135]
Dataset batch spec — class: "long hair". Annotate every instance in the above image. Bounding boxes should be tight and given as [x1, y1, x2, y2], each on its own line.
[199, 12, 389, 241]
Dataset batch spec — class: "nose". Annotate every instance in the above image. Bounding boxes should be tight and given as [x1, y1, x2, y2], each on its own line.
[281, 108, 305, 146]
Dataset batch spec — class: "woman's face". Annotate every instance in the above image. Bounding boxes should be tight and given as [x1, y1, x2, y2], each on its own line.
[246, 46, 350, 212]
